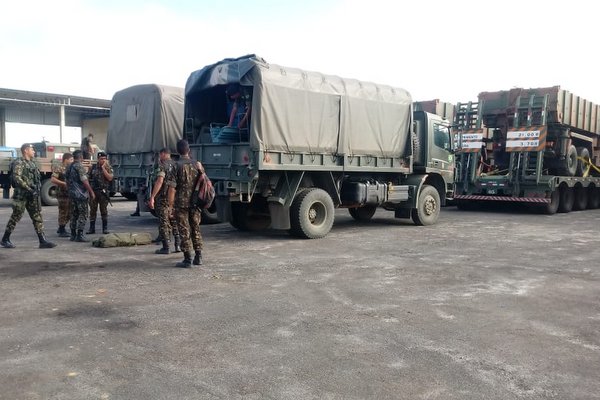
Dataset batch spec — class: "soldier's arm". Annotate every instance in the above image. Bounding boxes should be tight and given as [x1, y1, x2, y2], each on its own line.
[78, 165, 95, 199]
[102, 164, 114, 182]
[50, 169, 67, 188]
[13, 161, 32, 191]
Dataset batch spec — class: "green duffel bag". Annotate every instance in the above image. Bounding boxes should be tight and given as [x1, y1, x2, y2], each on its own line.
[92, 232, 153, 248]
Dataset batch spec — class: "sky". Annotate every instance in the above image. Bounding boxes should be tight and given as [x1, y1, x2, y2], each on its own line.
[1, 0, 599, 144]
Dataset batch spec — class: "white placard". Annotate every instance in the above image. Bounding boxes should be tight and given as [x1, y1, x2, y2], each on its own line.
[460, 141, 484, 149]
[506, 140, 540, 148]
[507, 130, 541, 139]
[461, 133, 484, 141]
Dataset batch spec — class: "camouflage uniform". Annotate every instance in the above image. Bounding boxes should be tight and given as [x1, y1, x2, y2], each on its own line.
[166, 156, 203, 253]
[154, 159, 179, 242]
[88, 162, 113, 222]
[52, 162, 71, 227]
[67, 161, 90, 232]
[4, 157, 44, 234]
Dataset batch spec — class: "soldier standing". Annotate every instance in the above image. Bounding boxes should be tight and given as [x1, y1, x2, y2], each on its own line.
[148, 148, 180, 254]
[167, 139, 203, 268]
[86, 151, 113, 235]
[67, 150, 95, 242]
[51, 152, 73, 237]
[1, 143, 56, 249]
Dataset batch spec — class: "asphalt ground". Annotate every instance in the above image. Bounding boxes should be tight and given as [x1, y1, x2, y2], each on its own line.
[1, 195, 599, 400]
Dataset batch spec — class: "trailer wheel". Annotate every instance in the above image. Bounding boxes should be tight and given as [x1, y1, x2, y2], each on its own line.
[557, 145, 577, 177]
[587, 186, 600, 209]
[573, 184, 588, 210]
[230, 201, 270, 231]
[575, 147, 590, 177]
[40, 179, 58, 206]
[411, 185, 440, 226]
[558, 185, 574, 213]
[540, 189, 559, 215]
[290, 188, 335, 239]
[349, 205, 377, 221]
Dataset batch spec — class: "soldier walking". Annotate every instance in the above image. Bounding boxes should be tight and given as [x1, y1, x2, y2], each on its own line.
[167, 139, 204, 268]
[148, 148, 180, 254]
[51, 152, 73, 237]
[67, 150, 95, 242]
[1, 143, 56, 249]
[86, 151, 113, 235]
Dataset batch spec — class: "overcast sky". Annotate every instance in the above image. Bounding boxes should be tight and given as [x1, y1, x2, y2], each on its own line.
[1, 0, 599, 145]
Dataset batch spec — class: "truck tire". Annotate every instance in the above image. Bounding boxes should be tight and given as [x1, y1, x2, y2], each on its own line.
[349, 205, 376, 221]
[540, 189, 559, 215]
[230, 201, 270, 231]
[201, 202, 220, 224]
[575, 147, 590, 177]
[290, 188, 335, 239]
[121, 192, 137, 201]
[40, 179, 58, 206]
[587, 186, 600, 209]
[573, 184, 588, 210]
[411, 184, 440, 226]
[557, 145, 577, 177]
[558, 185, 574, 213]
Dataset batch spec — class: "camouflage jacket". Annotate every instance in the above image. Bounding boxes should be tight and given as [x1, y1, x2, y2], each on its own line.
[67, 161, 89, 200]
[88, 162, 113, 191]
[13, 157, 41, 199]
[166, 156, 200, 209]
[153, 159, 175, 199]
[51, 162, 68, 198]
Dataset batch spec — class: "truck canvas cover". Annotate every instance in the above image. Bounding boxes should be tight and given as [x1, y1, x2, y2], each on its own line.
[106, 84, 184, 154]
[185, 55, 413, 158]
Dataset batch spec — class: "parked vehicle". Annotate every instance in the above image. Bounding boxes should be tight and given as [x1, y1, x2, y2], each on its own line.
[183, 55, 455, 238]
[453, 86, 600, 213]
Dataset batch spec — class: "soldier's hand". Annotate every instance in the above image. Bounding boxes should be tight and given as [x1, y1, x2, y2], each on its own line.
[90, 192, 96, 200]
[148, 197, 154, 209]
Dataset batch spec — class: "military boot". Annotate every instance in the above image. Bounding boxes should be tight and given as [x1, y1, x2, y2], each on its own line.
[75, 230, 89, 242]
[193, 251, 203, 266]
[69, 228, 76, 241]
[86, 221, 96, 235]
[155, 240, 170, 254]
[57, 225, 70, 238]
[38, 232, 57, 249]
[102, 219, 109, 234]
[175, 251, 192, 268]
[173, 234, 181, 253]
[1, 231, 15, 248]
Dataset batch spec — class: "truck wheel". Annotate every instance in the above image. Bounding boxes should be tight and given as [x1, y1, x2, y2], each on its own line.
[349, 205, 376, 221]
[573, 185, 588, 210]
[540, 189, 559, 215]
[557, 145, 577, 176]
[575, 147, 590, 177]
[121, 192, 137, 201]
[230, 201, 270, 231]
[201, 202, 220, 224]
[40, 179, 58, 206]
[558, 185, 574, 213]
[411, 185, 440, 226]
[290, 188, 335, 239]
[587, 186, 600, 209]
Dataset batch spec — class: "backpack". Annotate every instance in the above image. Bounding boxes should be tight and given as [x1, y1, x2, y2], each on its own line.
[8, 159, 18, 188]
[192, 171, 215, 209]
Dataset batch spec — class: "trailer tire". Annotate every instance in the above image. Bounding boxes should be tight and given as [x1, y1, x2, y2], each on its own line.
[290, 188, 334, 239]
[587, 186, 600, 209]
[40, 179, 58, 206]
[557, 145, 577, 176]
[411, 185, 440, 226]
[575, 147, 590, 177]
[573, 185, 588, 210]
[540, 190, 560, 215]
[558, 186, 574, 213]
[349, 205, 377, 221]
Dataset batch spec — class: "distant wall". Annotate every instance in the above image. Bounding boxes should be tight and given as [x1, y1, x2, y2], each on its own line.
[83, 117, 109, 150]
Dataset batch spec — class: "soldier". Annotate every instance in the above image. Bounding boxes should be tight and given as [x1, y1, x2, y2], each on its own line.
[1, 143, 56, 249]
[86, 151, 113, 235]
[148, 148, 180, 254]
[167, 139, 203, 268]
[51, 152, 73, 237]
[67, 150, 95, 242]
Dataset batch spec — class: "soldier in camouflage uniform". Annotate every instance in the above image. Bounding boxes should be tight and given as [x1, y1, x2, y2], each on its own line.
[86, 151, 113, 235]
[51, 153, 73, 237]
[148, 148, 180, 254]
[67, 150, 95, 242]
[1, 143, 56, 249]
[167, 139, 204, 268]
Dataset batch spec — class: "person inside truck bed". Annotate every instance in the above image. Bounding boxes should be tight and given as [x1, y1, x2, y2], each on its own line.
[225, 83, 252, 129]
[81, 133, 98, 160]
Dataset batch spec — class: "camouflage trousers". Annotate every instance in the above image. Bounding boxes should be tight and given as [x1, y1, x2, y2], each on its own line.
[175, 207, 203, 252]
[70, 199, 89, 231]
[5, 196, 44, 234]
[157, 197, 178, 241]
[89, 192, 109, 221]
[57, 196, 71, 226]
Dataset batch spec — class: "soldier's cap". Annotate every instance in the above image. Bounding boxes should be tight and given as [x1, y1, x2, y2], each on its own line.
[97, 151, 107, 158]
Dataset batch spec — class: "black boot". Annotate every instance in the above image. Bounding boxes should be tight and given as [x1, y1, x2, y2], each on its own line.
[75, 230, 89, 242]
[175, 251, 192, 268]
[102, 219, 109, 234]
[38, 232, 57, 249]
[86, 221, 96, 235]
[1, 231, 15, 248]
[69, 228, 76, 241]
[193, 251, 203, 266]
[155, 240, 170, 254]
[57, 225, 70, 237]
[173, 234, 181, 253]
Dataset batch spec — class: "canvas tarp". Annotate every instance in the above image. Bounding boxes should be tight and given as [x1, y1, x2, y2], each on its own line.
[185, 55, 413, 158]
[106, 84, 184, 154]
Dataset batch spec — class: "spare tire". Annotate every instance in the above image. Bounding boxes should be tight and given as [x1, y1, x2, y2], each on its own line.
[576, 147, 590, 177]
[557, 145, 577, 177]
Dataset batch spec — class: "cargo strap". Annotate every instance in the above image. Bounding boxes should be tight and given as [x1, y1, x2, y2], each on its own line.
[577, 156, 600, 178]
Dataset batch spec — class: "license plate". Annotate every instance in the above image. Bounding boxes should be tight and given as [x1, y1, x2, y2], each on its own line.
[487, 189, 496, 195]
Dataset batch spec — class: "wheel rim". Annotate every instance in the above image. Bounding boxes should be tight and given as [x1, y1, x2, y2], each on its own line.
[308, 202, 326, 225]
[424, 195, 437, 216]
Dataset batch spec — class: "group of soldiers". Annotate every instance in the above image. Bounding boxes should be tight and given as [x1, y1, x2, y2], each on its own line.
[0, 139, 204, 269]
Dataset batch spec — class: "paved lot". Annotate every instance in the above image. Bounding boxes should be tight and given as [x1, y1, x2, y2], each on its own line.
[1, 196, 599, 400]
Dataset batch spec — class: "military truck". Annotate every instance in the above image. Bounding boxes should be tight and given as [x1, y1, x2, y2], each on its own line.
[183, 55, 455, 238]
[0, 142, 84, 205]
[453, 86, 600, 214]
[105, 84, 219, 222]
